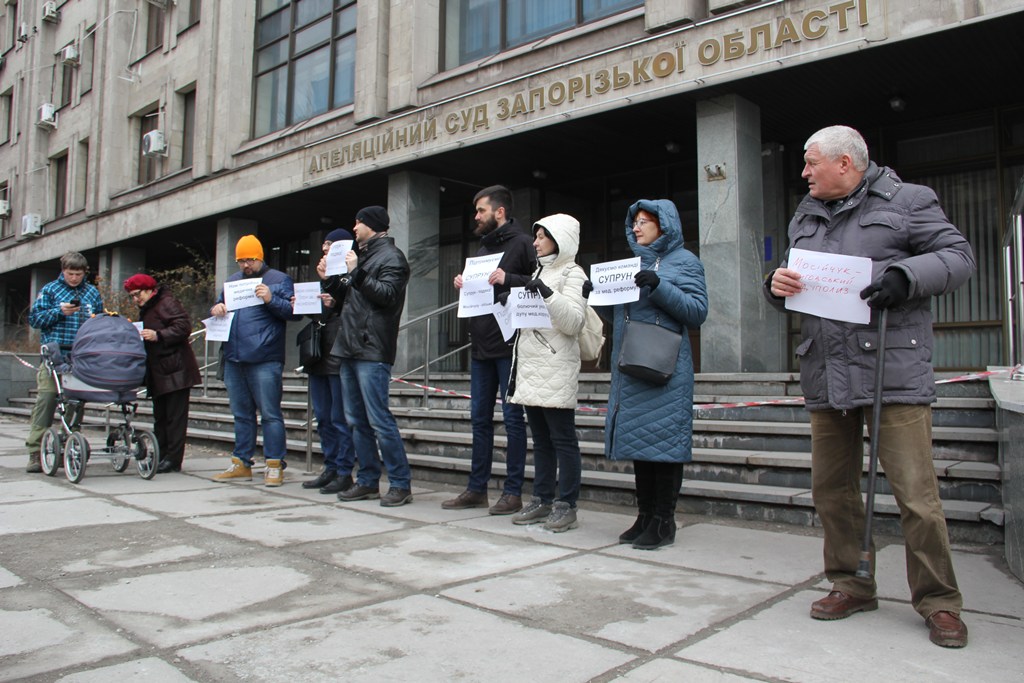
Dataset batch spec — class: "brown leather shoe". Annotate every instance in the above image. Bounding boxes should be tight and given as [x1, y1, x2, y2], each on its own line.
[441, 490, 489, 510]
[488, 493, 523, 515]
[926, 611, 968, 648]
[810, 591, 878, 620]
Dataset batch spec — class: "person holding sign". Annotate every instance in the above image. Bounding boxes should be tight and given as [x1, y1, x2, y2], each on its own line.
[765, 125, 975, 648]
[209, 235, 297, 487]
[443, 185, 536, 515]
[323, 206, 415, 507]
[502, 214, 587, 532]
[299, 228, 357, 495]
[124, 273, 201, 473]
[595, 200, 707, 550]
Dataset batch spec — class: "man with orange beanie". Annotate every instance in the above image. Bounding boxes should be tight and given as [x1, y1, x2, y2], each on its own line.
[209, 234, 297, 486]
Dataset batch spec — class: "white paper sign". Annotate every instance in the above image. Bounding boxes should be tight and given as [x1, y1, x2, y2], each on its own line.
[784, 248, 873, 324]
[202, 312, 234, 342]
[223, 278, 263, 311]
[292, 282, 323, 315]
[589, 257, 641, 305]
[457, 253, 504, 318]
[492, 301, 516, 341]
[509, 287, 552, 329]
[324, 240, 353, 276]
[132, 321, 144, 333]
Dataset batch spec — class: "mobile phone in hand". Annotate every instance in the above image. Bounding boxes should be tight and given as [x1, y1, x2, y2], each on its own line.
[68, 299, 80, 307]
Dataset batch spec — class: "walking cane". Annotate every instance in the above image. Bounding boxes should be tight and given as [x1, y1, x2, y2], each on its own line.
[856, 308, 888, 579]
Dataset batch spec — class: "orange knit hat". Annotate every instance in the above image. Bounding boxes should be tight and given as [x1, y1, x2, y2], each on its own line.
[235, 234, 264, 261]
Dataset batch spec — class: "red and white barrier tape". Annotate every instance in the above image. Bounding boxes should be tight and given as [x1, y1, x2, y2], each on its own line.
[391, 365, 1022, 413]
[0, 352, 39, 371]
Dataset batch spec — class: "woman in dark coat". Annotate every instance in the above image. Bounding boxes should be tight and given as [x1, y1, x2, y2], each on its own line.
[124, 273, 202, 473]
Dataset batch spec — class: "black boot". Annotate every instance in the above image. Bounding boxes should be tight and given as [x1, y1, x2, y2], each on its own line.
[320, 473, 354, 495]
[618, 513, 652, 544]
[302, 469, 337, 490]
[632, 515, 676, 550]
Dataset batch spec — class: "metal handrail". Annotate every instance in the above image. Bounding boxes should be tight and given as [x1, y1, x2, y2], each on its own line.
[397, 301, 469, 407]
[1004, 174, 1024, 377]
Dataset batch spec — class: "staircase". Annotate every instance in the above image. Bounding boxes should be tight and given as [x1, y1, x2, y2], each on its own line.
[2, 371, 1003, 543]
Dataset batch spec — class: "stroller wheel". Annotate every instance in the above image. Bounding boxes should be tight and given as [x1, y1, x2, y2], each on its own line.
[41, 428, 63, 476]
[135, 430, 160, 480]
[108, 429, 130, 472]
[64, 432, 89, 484]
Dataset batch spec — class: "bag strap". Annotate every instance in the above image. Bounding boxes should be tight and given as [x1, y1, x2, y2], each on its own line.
[627, 257, 663, 325]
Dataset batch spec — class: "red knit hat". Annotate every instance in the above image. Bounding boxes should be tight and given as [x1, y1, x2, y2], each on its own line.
[123, 273, 158, 292]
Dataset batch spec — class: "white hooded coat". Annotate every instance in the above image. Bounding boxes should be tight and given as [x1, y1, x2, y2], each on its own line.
[507, 214, 588, 409]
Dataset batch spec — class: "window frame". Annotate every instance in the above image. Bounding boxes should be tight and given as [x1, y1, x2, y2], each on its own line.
[251, 0, 358, 138]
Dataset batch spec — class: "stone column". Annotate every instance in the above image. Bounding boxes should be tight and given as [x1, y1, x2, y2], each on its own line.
[696, 95, 777, 372]
[106, 246, 146, 298]
[387, 171, 440, 374]
[214, 218, 257, 295]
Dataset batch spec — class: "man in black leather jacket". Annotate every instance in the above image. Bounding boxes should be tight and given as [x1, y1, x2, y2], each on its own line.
[324, 206, 414, 507]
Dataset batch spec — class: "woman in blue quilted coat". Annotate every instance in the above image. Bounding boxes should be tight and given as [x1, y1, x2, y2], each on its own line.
[598, 199, 708, 549]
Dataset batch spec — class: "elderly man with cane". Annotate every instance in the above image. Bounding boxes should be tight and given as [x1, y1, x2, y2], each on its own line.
[765, 125, 975, 648]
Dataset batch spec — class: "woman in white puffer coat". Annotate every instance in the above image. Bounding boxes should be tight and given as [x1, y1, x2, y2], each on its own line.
[506, 213, 588, 532]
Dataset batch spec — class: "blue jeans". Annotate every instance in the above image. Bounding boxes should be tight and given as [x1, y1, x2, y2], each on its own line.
[468, 356, 526, 496]
[524, 406, 581, 507]
[308, 372, 355, 476]
[223, 360, 286, 465]
[339, 359, 411, 490]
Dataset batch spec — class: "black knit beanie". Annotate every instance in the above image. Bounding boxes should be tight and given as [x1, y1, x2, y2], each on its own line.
[356, 206, 390, 233]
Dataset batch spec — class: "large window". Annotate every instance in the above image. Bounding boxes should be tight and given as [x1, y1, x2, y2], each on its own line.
[443, 0, 640, 69]
[138, 111, 160, 185]
[253, 0, 357, 138]
[52, 153, 68, 219]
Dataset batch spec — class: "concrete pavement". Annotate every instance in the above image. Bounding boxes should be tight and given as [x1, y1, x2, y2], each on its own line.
[0, 415, 1021, 682]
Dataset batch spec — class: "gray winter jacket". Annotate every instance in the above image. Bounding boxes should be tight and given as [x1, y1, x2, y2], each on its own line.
[765, 162, 975, 411]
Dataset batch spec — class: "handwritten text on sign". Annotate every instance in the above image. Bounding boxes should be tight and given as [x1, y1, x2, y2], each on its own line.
[784, 248, 872, 324]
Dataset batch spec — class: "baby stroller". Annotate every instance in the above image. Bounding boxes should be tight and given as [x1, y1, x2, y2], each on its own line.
[39, 314, 160, 483]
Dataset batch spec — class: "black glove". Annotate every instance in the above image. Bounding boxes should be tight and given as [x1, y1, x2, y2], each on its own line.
[524, 278, 553, 299]
[582, 280, 593, 299]
[860, 269, 910, 310]
[634, 270, 660, 291]
[496, 291, 510, 306]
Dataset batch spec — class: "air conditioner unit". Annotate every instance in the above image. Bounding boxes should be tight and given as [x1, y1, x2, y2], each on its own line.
[142, 129, 167, 157]
[4, 0, 18, 6]
[37, 103, 57, 129]
[17, 23, 29, 43]
[60, 44, 80, 66]
[41, 1, 59, 23]
[0, 200, 10, 218]
[21, 213, 42, 237]
[147, 0, 169, 8]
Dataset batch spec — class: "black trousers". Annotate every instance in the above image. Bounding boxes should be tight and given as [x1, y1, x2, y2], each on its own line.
[153, 387, 192, 468]
[633, 460, 684, 517]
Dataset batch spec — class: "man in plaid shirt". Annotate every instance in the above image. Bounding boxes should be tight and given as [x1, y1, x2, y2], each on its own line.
[25, 252, 104, 472]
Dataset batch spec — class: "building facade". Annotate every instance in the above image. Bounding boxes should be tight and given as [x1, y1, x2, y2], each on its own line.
[0, 0, 1020, 372]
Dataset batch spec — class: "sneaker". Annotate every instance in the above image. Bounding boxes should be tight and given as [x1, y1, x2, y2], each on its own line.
[441, 489, 488, 510]
[512, 498, 552, 525]
[26, 453, 42, 473]
[264, 459, 284, 487]
[380, 487, 413, 507]
[489, 493, 523, 515]
[543, 501, 578, 532]
[337, 484, 380, 502]
[212, 457, 253, 482]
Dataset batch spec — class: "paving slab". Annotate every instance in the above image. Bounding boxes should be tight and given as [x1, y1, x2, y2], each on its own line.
[610, 659, 762, 682]
[0, 566, 23, 589]
[114, 485, 312, 518]
[70, 471, 222, 495]
[874, 544, 1024, 618]
[677, 589, 1024, 683]
[601, 522, 824, 585]
[0, 478, 86, 502]
[450, 506, 633, 550]
[182, 503, 411, 547]
[443, 552, 784, 652]
[58, 551, 400, 648]
[0, 587, 138, 682]
[56, 657, 197, 683]
[302, 524, 573, 590]
[176, 594, 635, 681]
[0, 497, 155, 535]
